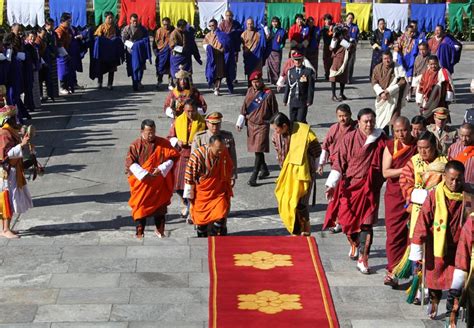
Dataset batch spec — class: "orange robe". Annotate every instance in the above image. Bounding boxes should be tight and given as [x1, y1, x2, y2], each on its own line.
[127, 137, 180, 220]
[185, 146, 233, 225]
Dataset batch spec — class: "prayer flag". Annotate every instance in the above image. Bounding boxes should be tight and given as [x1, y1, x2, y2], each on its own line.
[93, 0, 118, 26]
[448, 3, 472, 33]
[7, 0, 45, 26]
[50, 0, 87, 27]
[160, 1, 195, 26]
[198, 1, 227, 30]
[345, 3, 371, 33]
[229, 2, 266, 28]
[372, 3, 408, 33]
[267, 3, 304, 31]
[304, 2, 341, 28]
[411, 3, 446, 33]
[118, 0, 156, 30]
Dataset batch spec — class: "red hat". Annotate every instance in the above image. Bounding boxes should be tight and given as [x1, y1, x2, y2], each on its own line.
[292, 51, 304, 60]
[249, 70, 262, 81]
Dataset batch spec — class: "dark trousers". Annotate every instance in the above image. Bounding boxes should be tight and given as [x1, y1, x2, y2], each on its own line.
[98, 71, 114, 86]
[197, 218, 227, 237]
[347, 49, 356, 83]
[289, 106, 308, 123]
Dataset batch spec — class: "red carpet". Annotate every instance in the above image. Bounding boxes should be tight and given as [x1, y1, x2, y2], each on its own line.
[208, 236, 339, 328]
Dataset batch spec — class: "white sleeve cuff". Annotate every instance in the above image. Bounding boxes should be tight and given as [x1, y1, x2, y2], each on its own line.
[169, 137, 178, 147]
[16, 52, 26, 61]
[203, 44, 208, 51]
[446, 91, 454, 102]
[325, 170, 341, 189]
[130, 163, 148, 181]
[183, 183, 195, 199]
[319, 149, 328, 165]
[276, 76, 285, 87]
[0, 53, 6, 61]
[451, 269, 468, 290]
[158, 159, 174, 178]
[409, 243, 423, 262]
[236, 114, 245, 129]
[411, 188, 428, 204]
[373, 84, 384, 96]
[197, 107, 205, 116]
[415, 91, 423, 104]
[454, 45, 461, 51]
[387, 83, 399, 96]
[58, 47, 68, 57]
[125, 40, 134, 49]
[7, 144, 23, 158]
[165, 107, 175, 119]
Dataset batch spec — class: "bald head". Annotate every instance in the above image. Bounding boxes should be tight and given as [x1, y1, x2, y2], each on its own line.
[459, 123, 474, 146]
[393, 116, 412, 144]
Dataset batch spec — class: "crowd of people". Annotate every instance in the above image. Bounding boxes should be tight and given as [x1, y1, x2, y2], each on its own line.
[0, 9, 471, 327]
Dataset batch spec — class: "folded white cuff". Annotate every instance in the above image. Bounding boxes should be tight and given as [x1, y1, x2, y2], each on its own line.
[325, 169, 341, 189]
[446, 91, 454, 102]
[451, 269, 467, 290]
[130, 163, 148, 181]
[409, 243, 423, 262]
[183, 183, 195, 199]
[125, 40, 134, 49]
[415, 91, 423, 104]
[197, 107, 205, 116]
[165, 107, 175, 119]
[319, 149, 328, 166]
[158, 159, 174, 178]
[7, 144, 23, 158]
[373, 84, 384, 96]
[387, 83, 399, 96]
[16, 52, 26, 61]
[203, 44, 209, 51]
[169, 137, 178, 147]
[236, 114, 245, 129]
[0, 53, 6, 61]
[276, 76, 286, 87]
[411, 188, 428, 205]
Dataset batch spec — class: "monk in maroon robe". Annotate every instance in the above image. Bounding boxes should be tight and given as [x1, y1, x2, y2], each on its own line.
[325, 108, 386, 274]
[409, 160, 465, 319]
[381, 117, 417, 286]
[321, 104, 357, 233]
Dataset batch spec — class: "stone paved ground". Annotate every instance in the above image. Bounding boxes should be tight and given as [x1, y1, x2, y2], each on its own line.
[0, 46, 472, 327]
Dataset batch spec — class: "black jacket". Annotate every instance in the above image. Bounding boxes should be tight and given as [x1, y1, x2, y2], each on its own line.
[283, 66, 315, 107]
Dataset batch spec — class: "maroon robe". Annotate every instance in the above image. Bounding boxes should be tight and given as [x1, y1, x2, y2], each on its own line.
[412, 191, 464, 290]
[384, 139, 417, 272]
[455, 218, 472, 273]
[326, 129, 386, 234]
[321, 121, 357, 164]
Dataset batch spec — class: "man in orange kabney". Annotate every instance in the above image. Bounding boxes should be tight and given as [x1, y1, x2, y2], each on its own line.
[184, 134, 234, 237]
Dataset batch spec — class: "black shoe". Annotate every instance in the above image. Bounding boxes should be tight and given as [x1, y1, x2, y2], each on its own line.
[258, 170, 270, 180]
[340, 94, 348, 101]
[247, 180, 258, 187]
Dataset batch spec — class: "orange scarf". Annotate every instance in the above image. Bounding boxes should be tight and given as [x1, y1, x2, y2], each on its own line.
[454, 145, 474, 164]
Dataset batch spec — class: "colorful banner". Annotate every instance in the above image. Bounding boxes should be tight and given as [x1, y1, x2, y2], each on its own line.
[93, 0, 118, 26]
[229, 2, 266, 28]
[304, 2, 341, 28]
[7, 0, 45, 27]
[50, 0, 87, 27]
[118, 0, 156, 30]
[448, 2, 472, 33]
[372, 3, 408, 33]
[198, 1, 227, 30]
[345, 3, 372, 33]
[411, 3, 446, 33]
[160, 1, 195, 26]
[267, 3, 304, 31]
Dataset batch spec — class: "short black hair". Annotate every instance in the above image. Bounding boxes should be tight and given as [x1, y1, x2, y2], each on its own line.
[336, 103, 351, 115]
[377, 18, 385, 25]
[357, 108, 376, 120]
[411, 115, 427, 127]
[346, 12, 355, 19]
[177, 19, 187, 29]
[104, 11, 114, 18]
[184, 98, 197, 109]
[141, 119, 155, 130]
[60, 12, 71, 23]
[45, 18, 55, 26]
[162, 17, 171, 23]
[271, 17, 281, 26]
[382, 49, 393, 58]
[460, 122, 474, 132]
[209, 134, 223, 145]
[295, 14, 304, 21]
[418, 131, 437, 148]
[428, 55, 439, 63]
[418, 41, 428, 49]
[436, 24, 445, 31]
[445, 160, 465, 175]
[209, 19, 218, 26]
[323, 14, 333, 21]
[270, 112, 291, 128]
[130, 13, 138, 20]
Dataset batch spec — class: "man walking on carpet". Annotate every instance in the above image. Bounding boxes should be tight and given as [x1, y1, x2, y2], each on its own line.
[184, 135, 234, 237]
[153, 17, 174, 90]
[325, 108, 386, 274]
[126, 119, 180, 239]
[272, 112, 321, 236]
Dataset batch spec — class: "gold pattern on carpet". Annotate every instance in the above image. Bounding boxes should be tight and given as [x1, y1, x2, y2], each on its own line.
[233, 251, 293, 270]
[237, 290, 303, 314]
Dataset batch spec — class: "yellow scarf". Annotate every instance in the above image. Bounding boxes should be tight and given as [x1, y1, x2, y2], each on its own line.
[409, 154, 448, 238]
[175, 113, 206, 145]
[433, 182, 463, 258]
[288, 123, 310, 166]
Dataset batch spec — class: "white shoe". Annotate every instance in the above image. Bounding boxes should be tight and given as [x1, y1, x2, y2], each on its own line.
[214, 89, 220, 96]
[181, 206, 189, 218]
[348, 245, 359, 260]
[168, 85, 174, 91]
[59, 88, 69, 95]
[357, 257, 370, 274]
